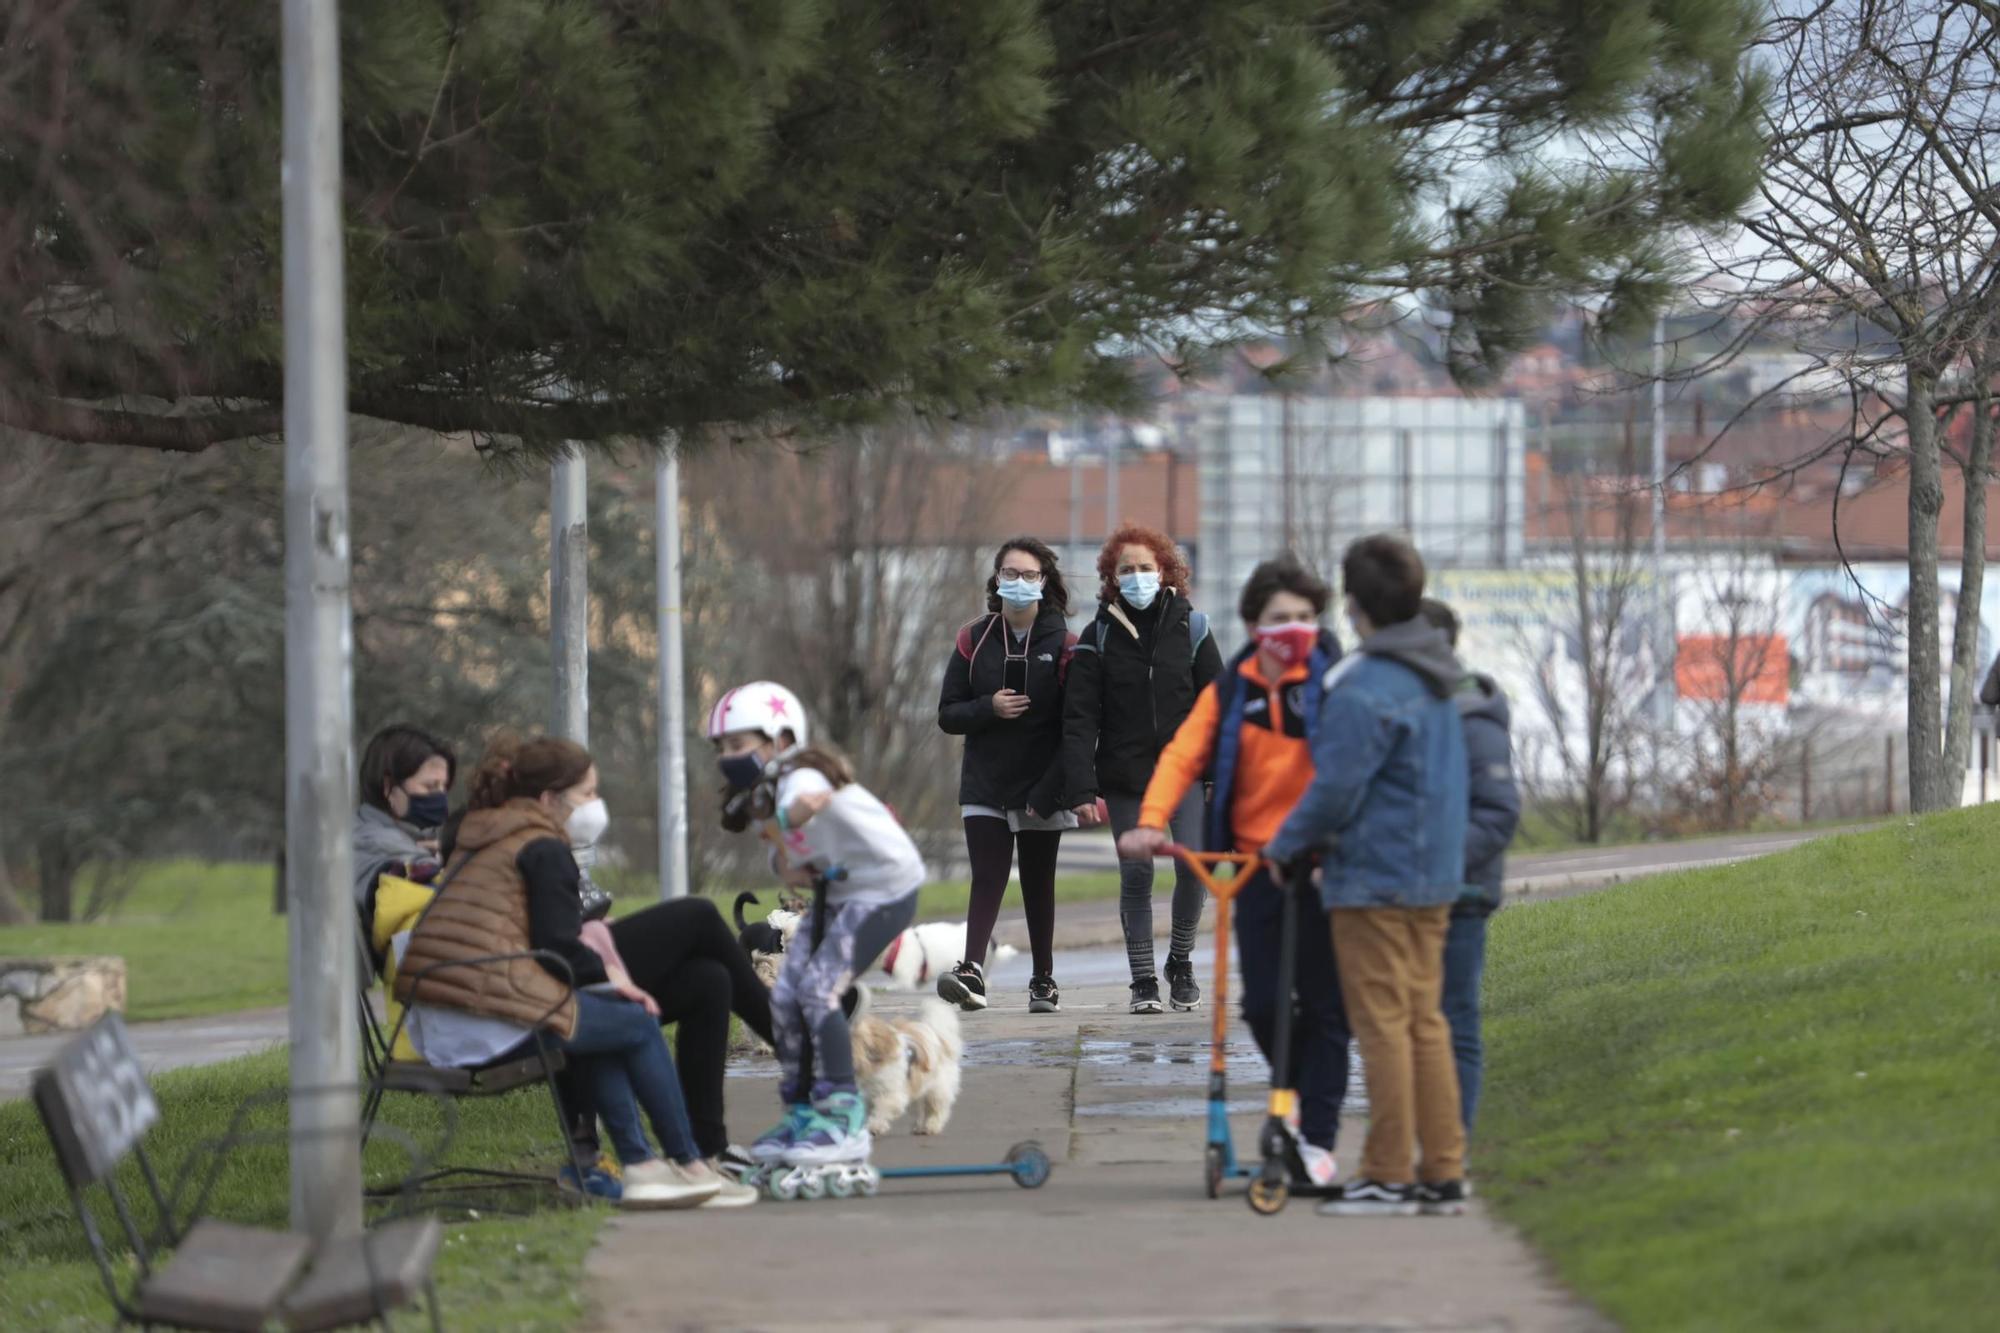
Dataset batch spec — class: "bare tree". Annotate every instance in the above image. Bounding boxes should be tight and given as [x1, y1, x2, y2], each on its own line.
[1518, 478, 1659, 842]
[1669, 547, 1793, 830]
[1712, 0, 2000, 810]
[683, 428, 988, 879]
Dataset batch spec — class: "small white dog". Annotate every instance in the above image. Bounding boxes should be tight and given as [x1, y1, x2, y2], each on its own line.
[877, 920, 1017, 991]
[851, 999, 963, 1136]
[739, 900, 965, 1135]
[734, 891, 1013, 992]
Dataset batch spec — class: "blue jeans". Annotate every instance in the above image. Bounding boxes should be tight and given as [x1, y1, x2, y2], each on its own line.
[559, 990, 700, 1166]
[1440, 913, 1487, 1133]
[1234, 870, 1349, 1150]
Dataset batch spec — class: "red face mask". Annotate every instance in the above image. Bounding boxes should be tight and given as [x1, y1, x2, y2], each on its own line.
[1255, 623, 1318, 669]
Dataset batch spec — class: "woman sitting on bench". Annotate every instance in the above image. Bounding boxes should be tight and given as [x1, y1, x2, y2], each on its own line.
[392, 735, 755, 1210]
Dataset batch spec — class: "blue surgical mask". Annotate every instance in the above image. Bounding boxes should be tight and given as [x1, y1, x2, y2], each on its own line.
[404, 791, 450, 829]
[718, 751, 766, 791]
[1118, 571, 1161, 610]
[996, 578, 1043, 609]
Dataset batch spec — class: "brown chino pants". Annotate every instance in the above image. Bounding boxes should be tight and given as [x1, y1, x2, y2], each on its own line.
[1330, 905, 1466, 1184]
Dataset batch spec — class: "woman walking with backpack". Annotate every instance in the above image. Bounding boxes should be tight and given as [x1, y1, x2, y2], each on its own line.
[1062, 524, 1223, 1013]
[935, 536, 1082, 1015]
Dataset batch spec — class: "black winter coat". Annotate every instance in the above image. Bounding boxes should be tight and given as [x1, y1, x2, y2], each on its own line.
[1061, 592, 1224, 801]
[938, 605, 1076, 814]
[1457, 673, 1522, 916]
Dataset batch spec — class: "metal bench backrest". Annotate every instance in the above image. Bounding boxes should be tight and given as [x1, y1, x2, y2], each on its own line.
[32, 1014, 176, 1306]
[35, 1014, 161, 1187]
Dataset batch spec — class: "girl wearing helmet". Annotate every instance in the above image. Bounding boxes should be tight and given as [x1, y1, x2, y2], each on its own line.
[708, 683, 925, 1172]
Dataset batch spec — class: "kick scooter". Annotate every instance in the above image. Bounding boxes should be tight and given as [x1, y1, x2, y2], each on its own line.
[746, 866, 1055, 1201]
[1161, 846, 1335, 1215]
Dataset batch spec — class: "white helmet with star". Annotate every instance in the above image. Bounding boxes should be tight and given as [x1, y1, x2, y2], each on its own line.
[705, 681, 809, 750]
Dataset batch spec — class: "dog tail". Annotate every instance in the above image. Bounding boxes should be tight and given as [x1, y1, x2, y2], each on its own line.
[917, 998, 963, 1062]
[732, 890, 760, 932]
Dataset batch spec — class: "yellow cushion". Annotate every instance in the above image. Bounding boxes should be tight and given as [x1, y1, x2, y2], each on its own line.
[372, 875, 437, 1062]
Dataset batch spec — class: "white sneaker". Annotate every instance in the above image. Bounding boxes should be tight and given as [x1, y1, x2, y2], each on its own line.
[619, 1158, 723, 1210]
[1297, 1142, 1338, 1188]
[693, 1158, 759, 1208]
[1281, 1107, 1337, 1187]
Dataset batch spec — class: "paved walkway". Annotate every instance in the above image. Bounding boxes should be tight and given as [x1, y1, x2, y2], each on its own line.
[0, 1005, 287, 1101]
[586, 945, 1611, 1332]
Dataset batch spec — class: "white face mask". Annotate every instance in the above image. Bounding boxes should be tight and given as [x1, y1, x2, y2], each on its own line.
[567, 797, 610, 848]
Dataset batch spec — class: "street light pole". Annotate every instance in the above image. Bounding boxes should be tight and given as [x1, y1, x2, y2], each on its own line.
[1651, 312, 1676, 735]
[280, 0, 360, 1243]
[656, 445, 689, 899]
[551, 450, 589, 745]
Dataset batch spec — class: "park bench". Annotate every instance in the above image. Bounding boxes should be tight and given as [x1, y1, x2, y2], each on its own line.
[32, 1013, 443, 1331]
[355, 926, 591, 1198]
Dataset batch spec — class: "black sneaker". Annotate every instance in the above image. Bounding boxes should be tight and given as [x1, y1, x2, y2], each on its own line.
[1028, 975, 1061, 1014]
[1128, 977, 1163, 1014]
[937, 960, 988, 1011]
[1164, 955, 1201, 1011]
[714, 1144, 757, 1182]
[1414, 1180, 1469, 1216]
[1317, 1179, 1419, 1216]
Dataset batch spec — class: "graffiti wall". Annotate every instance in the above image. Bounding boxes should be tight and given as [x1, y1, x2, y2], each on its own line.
[1784, 563, 1999, 719]
[1429, 558, 1996, 789]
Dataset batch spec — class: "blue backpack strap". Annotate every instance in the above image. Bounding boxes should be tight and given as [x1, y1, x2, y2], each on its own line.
[1205, 654, 1253, 851]
[1299, 632, 1344, 746]
[1072, 617, 1111, 655]
[1188, 610, 1209, 648]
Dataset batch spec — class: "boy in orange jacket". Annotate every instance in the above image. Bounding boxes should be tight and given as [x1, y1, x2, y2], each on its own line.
[1117, 555, 1348, 1186]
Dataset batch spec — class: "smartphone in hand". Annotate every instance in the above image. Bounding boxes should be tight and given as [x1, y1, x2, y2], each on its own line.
[1003, 656, 1028, 696]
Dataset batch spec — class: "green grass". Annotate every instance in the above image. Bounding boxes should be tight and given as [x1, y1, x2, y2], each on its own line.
[0, 862, 288, 1022]
[1480, 806, 2000, 1332]
[0, 1048, 602, 1331]
[0, 861, 1129, 1024]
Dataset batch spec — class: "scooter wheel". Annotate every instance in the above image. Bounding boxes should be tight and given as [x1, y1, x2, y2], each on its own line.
[1246, 1172, 1289, 1216]
[1006, 1141, 1052, 1189]
[1203, 1144, 1225, 1200]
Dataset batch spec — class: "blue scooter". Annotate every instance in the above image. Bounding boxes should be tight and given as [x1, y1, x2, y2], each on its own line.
[749, 866, 1054, 1201]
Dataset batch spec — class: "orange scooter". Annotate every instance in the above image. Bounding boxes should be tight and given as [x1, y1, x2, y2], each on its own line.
[1159, 845, 1331, 1216]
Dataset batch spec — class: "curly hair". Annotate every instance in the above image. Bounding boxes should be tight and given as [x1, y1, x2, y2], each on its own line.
[984, 536, 1071, 617]
[1096, 523, 1191, 604]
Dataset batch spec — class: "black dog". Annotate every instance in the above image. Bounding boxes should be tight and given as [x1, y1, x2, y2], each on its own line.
[733, 891, 789, 957]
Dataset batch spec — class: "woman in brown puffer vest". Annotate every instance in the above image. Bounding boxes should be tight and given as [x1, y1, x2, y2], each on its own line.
[394, 735, 747, 1210]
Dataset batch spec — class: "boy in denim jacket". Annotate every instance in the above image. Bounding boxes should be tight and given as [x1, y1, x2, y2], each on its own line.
[1264, 534, 1470, 1217]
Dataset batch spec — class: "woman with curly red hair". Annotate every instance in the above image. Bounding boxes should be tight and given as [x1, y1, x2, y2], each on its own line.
[1061, 523, 1223, 1012]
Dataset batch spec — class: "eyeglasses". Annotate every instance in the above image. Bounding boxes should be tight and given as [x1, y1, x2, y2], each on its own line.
[996, 568, 1045, 584]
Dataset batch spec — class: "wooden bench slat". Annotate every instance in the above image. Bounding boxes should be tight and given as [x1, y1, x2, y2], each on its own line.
[133, 1220, 313, 1333]
[282, 1216, 442, 1332]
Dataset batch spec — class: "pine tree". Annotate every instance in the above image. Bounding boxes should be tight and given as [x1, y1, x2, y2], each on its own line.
[0, 0, 1764, 455]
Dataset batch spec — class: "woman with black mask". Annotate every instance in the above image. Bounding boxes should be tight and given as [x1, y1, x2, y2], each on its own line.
[353, 723, 456, 917]
[935, 536, 1085, 1016]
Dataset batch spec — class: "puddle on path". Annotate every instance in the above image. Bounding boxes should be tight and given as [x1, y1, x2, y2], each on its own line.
[960, 1038, 1077, 1069]
[1073, 1036, 1371, 1116]
[1074, 1096, 1267, 1118]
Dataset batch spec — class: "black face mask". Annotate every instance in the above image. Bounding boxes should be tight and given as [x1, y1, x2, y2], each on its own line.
[717, 751, 765, 792]
[404, 791, 451, 829]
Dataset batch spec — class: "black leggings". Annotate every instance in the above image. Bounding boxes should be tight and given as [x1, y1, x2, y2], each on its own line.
[557, 897, 776, 1159]
[962, 816, 1060, 977]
